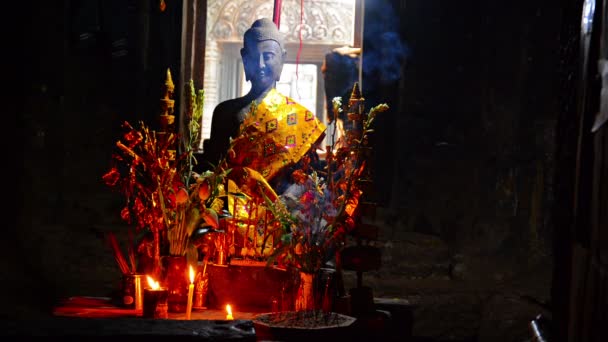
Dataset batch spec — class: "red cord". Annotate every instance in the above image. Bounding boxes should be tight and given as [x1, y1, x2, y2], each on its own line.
[273, 0, 282, 29]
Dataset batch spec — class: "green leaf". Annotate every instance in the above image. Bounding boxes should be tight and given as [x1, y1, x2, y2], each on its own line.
[185, 206, 201, 236]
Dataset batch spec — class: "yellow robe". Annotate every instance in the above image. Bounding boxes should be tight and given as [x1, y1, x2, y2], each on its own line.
[225, 88, 326, 257]
[227, 88, 326, 181]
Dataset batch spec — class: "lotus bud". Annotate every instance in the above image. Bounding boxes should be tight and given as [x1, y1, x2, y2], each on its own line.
[198, 181, 211, 201]
[176, 187, 189, 205]
[295, 242, 303, 255]
[203, 208, 219, 228]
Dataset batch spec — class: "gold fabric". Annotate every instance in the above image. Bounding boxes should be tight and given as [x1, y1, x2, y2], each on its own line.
[227, 88, 326, 181]
[223, 88, 326, 257]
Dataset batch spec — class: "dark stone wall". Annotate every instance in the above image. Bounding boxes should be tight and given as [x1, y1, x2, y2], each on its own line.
[14, 0, 184, 317]
[361, 0, 559, 283]
[12, 0, 580, 340]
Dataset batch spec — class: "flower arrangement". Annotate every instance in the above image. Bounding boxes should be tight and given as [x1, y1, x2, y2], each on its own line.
[101, 71, 388, 301]
[102, 74, 226, 277]
[268, 167, 337, 273]
[265, 87, 389, 276]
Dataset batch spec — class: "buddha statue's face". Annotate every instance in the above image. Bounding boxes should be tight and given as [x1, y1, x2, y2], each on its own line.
[241, 40, 285, 92]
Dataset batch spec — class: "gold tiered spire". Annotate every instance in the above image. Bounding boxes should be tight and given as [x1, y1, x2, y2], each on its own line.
[345, 82, 365, 146]
[347, 82, 364, 122]
[159, 68, 176, 162]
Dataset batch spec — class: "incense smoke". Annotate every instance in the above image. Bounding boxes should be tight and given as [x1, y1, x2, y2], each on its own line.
[362, 0, 409, 84]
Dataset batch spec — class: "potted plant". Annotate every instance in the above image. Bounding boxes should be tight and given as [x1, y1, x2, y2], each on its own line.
[252, 86, 389, 338]
[102, 73, 229, 312]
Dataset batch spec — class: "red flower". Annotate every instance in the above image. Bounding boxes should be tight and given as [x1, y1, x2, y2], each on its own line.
[198, 181, 211, 201]
[122, 123, 143, 148]
[102, 167, 121, 187]
[292, 169, 307, 184]
[344, 216, 355, 232]
[300, 190, 315, 204]
[120, 206, 131, 223]
[166, 191, 176, 208]
[133, 197, 146, 222]
[175, 187, 189, 205]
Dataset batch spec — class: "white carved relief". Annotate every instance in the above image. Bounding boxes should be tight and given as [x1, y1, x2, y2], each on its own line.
[207, 0, 355, 46]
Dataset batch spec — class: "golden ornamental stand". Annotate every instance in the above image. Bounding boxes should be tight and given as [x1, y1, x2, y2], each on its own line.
[158, 68, 176, 163]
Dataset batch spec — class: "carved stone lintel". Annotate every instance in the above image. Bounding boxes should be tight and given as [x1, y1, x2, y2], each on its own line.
[207, 0, 356, 46]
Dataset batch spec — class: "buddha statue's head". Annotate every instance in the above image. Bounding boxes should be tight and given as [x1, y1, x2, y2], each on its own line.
[241, 18, 287, 94]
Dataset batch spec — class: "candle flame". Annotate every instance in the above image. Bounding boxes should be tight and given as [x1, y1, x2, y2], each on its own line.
[226, 304, 234, 319]
[146, 275, 160, 290]
[189, 265, 195, 284]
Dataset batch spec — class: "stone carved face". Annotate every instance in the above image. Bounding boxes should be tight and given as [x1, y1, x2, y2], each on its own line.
[241, 39, 285, 92]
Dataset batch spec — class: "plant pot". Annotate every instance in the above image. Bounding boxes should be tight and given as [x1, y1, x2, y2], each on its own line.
[162, 255, 188, 313]
[206, 263, 291, 311]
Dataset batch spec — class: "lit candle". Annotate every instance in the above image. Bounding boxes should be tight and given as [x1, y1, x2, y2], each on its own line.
[186, 265, 195, 320]
[226, 304, 234, 320]
[143, 275, 168, 319]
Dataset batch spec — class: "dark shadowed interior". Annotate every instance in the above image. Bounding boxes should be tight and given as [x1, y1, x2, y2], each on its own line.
[11, 1, 607, 341]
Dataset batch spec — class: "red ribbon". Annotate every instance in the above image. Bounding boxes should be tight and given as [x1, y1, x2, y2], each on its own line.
[273, 0, 282, 29]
